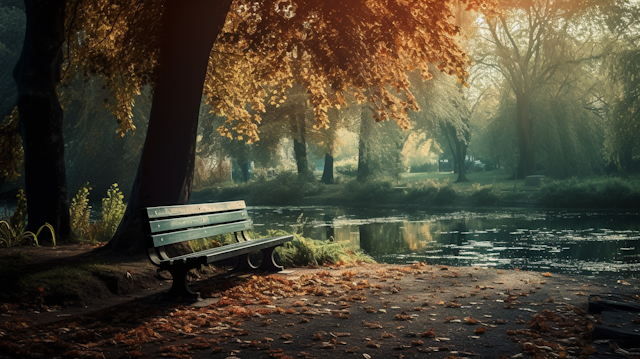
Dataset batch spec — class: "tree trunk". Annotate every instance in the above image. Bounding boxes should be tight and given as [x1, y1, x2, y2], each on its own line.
[13, 0, 70, 240]
[443, 123, 469, 182]
[320, 153, 334, 184]
[291, 113, 311, 178]
[107, 0, 232, 254]
[515, 92, 535, 179]
[357, 110, 373, 183]
[455, 140, 468, 182]
[240, 161, 250, 182]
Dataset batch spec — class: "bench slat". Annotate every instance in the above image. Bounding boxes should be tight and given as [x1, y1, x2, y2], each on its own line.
[145, 201, 246, 219]
[148, 210, 249, 234]
[152, 220, 252, 247]
[158, 235, 293, 268]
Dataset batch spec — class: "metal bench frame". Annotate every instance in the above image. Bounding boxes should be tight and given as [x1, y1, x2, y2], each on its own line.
[142, 200, 293, 301]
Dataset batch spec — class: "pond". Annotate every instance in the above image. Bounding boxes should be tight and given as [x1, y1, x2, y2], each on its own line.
[247, 206, 640, 278]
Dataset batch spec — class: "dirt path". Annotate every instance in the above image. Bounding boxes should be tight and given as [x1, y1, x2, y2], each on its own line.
[1, 250, 639, 359]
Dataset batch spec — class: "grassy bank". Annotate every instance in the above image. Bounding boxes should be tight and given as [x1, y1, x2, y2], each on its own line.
[193, 170, 640, 209]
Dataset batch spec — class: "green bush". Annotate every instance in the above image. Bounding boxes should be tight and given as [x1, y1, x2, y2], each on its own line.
[96, 184, 127, 242]
[470, 184, 502, 206]
[335, 157, 358, 178]
[69, 184, 92, 240]
[69, 183, 128, 242]
[249, 172, 308, 205]
[344, 180, 396, 203]
[540, 177, 640, 208]
[405, 180, 458, 205]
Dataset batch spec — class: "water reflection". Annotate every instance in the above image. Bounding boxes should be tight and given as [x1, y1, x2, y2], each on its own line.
[249, 206, 640, 277]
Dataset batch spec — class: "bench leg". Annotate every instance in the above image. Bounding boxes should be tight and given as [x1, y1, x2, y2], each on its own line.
[259, 246, 284, 272]
[231, 253, 260, 272]
[164, 267, 201, 302]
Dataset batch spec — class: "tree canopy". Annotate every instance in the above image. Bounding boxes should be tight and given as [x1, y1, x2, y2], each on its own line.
[70, 0, 498, 142]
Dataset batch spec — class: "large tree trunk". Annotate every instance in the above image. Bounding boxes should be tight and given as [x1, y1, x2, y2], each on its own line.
[320, 153, 334, 184]
[13, 0, 70, 240]
[515, 92, 535, 179]
[357, 110, 373, 183]
[107, 0, 232, 254]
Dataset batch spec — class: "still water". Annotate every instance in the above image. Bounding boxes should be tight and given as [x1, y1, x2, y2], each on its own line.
[247, 206, 640, 277]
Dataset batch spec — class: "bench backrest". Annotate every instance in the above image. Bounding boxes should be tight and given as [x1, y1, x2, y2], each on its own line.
[141, 200, 252, 265]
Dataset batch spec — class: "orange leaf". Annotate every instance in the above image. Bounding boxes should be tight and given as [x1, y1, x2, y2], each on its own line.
[541, 272, 553, 277]
[582, 345, 597, 355]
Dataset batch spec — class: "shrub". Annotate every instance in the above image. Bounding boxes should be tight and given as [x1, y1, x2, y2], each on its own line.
[470, 184, 502, 206]
[247, 171, 322, 205]
[335, 157, 358, 178]
[405, 180, 458, 205]
[96, 184, 127, 242]
[540, 177, 640, 208]
[69, 184, 92, 240]
[344, 180, 396, 203]
[69, 183, 128, 242]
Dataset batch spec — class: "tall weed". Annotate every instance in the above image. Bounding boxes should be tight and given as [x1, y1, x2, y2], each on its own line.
[96, 184, 127, 241]
[0, 189, 55, 247]
[69, 184, 92, 240]
[69, 183, 128, 242]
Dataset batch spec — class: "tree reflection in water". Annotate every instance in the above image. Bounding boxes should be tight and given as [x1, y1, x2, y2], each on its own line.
[249, 206, 640, 276]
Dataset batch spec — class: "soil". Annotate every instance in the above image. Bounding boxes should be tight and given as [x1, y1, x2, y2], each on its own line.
[1, 244, 639, 359]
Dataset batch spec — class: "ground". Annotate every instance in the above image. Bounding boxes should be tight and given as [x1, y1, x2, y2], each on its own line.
[1, 244, 639, 359]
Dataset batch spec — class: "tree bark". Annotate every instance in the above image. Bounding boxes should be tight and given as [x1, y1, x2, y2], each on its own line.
[240, 161, 250, 182]
[291, 113, 311, 178]
[357, 110, 373, 183]
[320, 153, 334, 184]
[13, 0, 70, 240]
[107, 0, 233, 254]
[443, 123, 469, 182]
[515, 92, 535, 179]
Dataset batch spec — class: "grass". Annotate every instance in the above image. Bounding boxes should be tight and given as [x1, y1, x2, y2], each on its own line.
[276, 233, 375, 267]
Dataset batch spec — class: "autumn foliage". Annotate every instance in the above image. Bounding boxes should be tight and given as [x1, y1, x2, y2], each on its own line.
[68, 0, 497, 141]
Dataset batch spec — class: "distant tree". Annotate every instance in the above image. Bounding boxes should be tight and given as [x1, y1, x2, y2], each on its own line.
[601, 1, 640, 172]
[475, 0, 609, 178]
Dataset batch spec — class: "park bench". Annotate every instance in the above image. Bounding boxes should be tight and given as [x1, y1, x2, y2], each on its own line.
[142, 200, 293, 301]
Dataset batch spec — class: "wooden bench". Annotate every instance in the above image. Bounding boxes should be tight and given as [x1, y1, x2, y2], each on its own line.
[142, 200, 293, 301]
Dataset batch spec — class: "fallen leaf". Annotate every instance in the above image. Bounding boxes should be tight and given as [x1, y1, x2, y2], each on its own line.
[366, 341, 380, 348]
[418, 329, 436, 338]
[582, 345, 597, 355]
